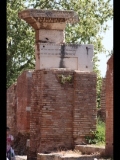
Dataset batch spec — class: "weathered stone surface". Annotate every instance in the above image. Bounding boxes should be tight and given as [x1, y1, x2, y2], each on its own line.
[37, 152, 100, 160]
[105, 55, 113, 156]
[35, 30, 65, 44]
[18, 9, 94, 73]
[16, 156, 27, 160]
[75, 145, 105, 155]
[35, 43, 93, 71]
[18, 9, 79, 30]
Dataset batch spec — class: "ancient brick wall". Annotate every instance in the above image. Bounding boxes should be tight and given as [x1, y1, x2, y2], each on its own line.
[16, 70, 33, 133]
[105, 55, 113, 156]
[28, 69, 74, 159]
[28, 69, 96, 160]
[7, 69, 97, 160]
[7, 83, 17, 136]
[7, 70, 33, 136]
[73, 72, 97, 144]
[99, 78, 106, 122]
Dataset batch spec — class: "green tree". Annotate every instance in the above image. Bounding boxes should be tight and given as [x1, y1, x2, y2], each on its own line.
[7, 0, 35, 87]
[7, 0, 113, 107]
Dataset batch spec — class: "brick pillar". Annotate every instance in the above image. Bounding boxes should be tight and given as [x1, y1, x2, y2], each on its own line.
[73, 71, 97, 144]
[7, 70, 33, 155]
[27, 70, 41, 160]
[28, 69, 74, 160]
[105, 55, 113, 156]
[16, 70, 33, 133]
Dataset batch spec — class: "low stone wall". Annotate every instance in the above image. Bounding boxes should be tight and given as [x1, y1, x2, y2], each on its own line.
[37, 153, 100, 160]
[75, 145, 105, 155]
[16, 156, 27, 160]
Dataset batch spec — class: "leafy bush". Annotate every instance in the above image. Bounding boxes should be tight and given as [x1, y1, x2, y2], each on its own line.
[85, 118, 105, 144]
[58, 75, 73, 84]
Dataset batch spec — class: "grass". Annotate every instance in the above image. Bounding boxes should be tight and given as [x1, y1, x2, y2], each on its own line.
[95, 118, 105, 145]
[85, 117, 105, 145]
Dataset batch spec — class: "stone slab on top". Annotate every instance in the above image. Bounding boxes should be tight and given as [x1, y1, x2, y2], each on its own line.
[18, 9, 94, 72]
[18, 9, 79, 30]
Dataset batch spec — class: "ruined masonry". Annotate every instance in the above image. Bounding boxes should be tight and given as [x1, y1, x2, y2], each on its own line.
[105, 55, 113, 156]
[98, 78, 106, 122]
[7, 9, 97, 160]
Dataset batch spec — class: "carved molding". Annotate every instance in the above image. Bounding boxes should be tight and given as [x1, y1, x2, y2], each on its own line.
[18, 9, 79, 29]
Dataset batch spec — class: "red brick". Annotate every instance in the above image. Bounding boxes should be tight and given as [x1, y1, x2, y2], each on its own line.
[105, 55, 113, 156]
[7, 69, 97, 159]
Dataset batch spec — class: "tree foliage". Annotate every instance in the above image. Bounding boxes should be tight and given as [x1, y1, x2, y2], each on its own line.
[7, 0, 113, 107]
